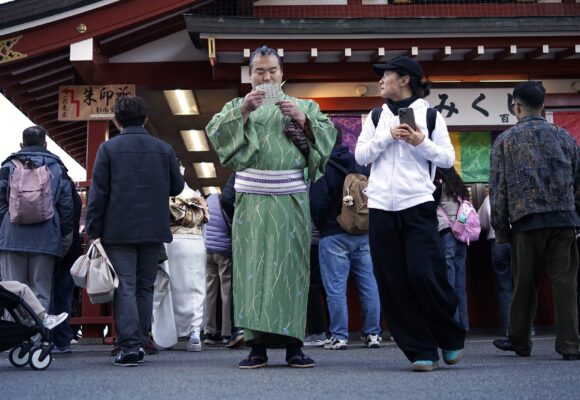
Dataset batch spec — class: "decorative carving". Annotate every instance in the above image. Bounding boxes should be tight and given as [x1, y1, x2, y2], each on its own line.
[0, 35, 27, 64]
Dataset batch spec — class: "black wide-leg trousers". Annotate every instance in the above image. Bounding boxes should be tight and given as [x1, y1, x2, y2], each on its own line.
[369, 202, 465, 362]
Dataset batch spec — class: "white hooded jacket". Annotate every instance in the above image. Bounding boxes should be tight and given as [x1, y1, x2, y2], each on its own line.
[355, 98, 455, 212]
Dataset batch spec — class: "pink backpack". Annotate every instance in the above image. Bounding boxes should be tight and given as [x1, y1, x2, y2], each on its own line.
[9, 159, 55, 225]
[440, 199, 481, 245]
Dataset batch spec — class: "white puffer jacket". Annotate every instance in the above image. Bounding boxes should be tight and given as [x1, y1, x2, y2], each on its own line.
[355, 98, 455, 212]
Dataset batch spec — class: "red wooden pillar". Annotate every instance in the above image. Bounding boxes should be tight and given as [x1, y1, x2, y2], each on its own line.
[85, 120, 108, 180]
[74, 120, 115, 343]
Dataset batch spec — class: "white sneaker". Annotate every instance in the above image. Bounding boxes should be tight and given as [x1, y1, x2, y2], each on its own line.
[323, 336, 348, 350]
[304, 333, 326, 347]
[42, 312, 68, 330]
[187, 333, 202, 352]
[363, 334, 381, 349]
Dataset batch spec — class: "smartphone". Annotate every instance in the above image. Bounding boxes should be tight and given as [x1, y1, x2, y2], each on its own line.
[398, 107, 417, 131]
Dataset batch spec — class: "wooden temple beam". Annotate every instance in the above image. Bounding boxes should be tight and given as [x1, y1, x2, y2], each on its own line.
[524, 45, 550, 60]
[555, 44, 580, 60]
[210, 59, 580, 82]
[211, 36, 580, 53]
[0, 52, 70, 77]
[70, 37, 108, 85]
[371, 47, 385, 63]
[0, 0, 202, 61]
[340, 48, 352, 63]
[12, 88, 60, 105]
[1, 70, 74, 96]
[464, 46, 485, 61]
[405, 47, 419, 58]
[433, 46, 452, 61]
[309, 48, 318, 63]
[494, 45, 518, 61]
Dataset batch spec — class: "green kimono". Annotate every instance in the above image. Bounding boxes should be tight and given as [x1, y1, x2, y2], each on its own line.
[206, 95, 335, 346]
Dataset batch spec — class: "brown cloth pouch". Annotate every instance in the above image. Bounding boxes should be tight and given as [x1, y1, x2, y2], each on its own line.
[284, 120, 313, 157]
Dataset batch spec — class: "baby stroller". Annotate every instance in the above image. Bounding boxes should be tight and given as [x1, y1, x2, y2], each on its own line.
[0, 285, 55, 370]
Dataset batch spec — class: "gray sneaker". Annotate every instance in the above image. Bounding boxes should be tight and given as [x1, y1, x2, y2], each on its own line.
[304, 333, 326, 347]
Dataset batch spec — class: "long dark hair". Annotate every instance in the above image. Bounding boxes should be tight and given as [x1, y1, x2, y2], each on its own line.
[435, 167, 469, 201]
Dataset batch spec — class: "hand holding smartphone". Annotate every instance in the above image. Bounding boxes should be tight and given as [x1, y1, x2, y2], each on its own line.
[398, 107, 417, 131]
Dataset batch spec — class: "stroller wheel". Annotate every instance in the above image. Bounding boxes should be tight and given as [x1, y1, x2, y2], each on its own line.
[9, 346, 30, 367]
[29, 347, 52, 371]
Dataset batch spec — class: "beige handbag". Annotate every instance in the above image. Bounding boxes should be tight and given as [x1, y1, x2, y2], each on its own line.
[85, 240, 119, 304]
[70, 240, 98, 288]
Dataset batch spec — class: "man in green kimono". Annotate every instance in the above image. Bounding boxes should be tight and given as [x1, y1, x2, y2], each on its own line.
[206, 46, 335, 369]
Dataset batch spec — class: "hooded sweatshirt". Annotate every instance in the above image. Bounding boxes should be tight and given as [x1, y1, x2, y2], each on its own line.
[355, 98, 455, 212]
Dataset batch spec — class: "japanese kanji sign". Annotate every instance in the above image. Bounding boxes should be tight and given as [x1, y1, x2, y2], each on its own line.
[58, 85, 135, 121]
[424, 88, 517, 126]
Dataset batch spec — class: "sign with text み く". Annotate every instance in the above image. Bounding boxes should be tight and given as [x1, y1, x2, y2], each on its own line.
[58, 85, 135, 121]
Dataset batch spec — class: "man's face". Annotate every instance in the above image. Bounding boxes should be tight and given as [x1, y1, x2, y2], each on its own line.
[249, 54, 283, 88]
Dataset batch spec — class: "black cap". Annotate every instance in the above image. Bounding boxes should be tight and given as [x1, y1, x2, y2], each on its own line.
[373, 56, 424, 79]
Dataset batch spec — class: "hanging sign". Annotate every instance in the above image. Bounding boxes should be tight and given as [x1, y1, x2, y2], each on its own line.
[425, 88, 517, 126]
[58, 84, 135, 121]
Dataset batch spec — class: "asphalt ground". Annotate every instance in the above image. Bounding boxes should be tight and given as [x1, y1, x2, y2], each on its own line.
[1, 334, 579, 400]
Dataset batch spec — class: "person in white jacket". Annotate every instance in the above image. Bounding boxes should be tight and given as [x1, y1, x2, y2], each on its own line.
[355, 56, 465, 372]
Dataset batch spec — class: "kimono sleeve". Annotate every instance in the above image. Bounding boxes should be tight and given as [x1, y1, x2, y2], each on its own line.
[205, 98, 260, 171]
[301, 99, 336, 183]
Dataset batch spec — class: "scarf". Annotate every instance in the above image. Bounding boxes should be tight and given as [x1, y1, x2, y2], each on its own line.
[386, 95, 419, 115]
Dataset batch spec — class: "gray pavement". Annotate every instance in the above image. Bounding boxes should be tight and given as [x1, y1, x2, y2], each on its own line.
[1, 334, 579, 400]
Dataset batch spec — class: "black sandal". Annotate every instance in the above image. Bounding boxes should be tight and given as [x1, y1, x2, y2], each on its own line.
[286, 354, 315, 368]
[238, 355, 268, 369]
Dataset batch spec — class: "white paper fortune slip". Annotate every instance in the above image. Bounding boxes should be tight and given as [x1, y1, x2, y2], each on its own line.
[255, 83, 283, 106]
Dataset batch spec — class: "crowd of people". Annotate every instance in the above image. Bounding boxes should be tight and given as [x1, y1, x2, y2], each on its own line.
[1, 47, 578, 371]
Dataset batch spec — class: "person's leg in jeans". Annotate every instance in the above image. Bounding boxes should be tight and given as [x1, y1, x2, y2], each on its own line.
[490, 239, 513, 334]
[319, 234, 351, 341]
[349, 235, 381, 337]
[442, 232, 461, 326]
[454, 241, 469, 331]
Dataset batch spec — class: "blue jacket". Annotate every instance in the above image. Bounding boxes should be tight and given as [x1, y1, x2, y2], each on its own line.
[0, 146, 74, 257]
[309, 146, 369, 238]
[205, 193, 232, 256]
[86, 126, 184, 244]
